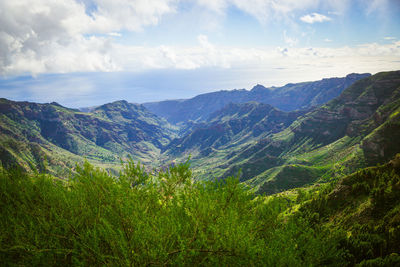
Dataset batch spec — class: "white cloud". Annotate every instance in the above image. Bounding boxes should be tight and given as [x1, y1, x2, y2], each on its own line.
[197, 0, 227, 14]
[231, 0, 319, 22]
[365, 0, 389, 16]
[2, 37, 400, 107]
[91, 0, 177, 32]
[0, 0, 398, 77]
[384, 36, 396, 40]
[300, 13, 331, 23]
[196, 0, 393, 25]
[197, 34, 213, 49]
[195, 0, 360, 24]
[108, 32, 122, 37]
[109, 37, 400, 77]
[324, 38, 332, 42]
[283, 31, 298, 47]
[0, 0, 177, 76]
[195, 0, 321, 23]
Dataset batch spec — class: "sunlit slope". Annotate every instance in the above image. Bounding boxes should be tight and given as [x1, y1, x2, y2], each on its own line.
[168, 71, 400, 193]
[0, 99, 178, 174]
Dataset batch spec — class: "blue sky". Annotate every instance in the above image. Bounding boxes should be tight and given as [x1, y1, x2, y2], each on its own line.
[0, 0, 400, 107]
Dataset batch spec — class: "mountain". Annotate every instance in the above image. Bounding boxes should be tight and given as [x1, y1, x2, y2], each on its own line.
[225, 71, 400, 194]
[0, 99, 177, 174]
[1, 71, 397, 192]
[160, 71, 400, 193]
[92, 100, 177, 147]
[2, 72, 400, 266]
[294, 154, 400, 265]
[164, 102, 306, 157]
[144, 73, 370, 124]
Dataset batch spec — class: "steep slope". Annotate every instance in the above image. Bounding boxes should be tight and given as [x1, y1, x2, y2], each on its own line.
[164, 71, 399, 192]
[294, 155, 400, 265]
[144, 73, 370, 124]
[229, 71, 400, 194]
[92, 100, 177, 147]
[164, 102, 305, 157]
[0, 99, 177, 174]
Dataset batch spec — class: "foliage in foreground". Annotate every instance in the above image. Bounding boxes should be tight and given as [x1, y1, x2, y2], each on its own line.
[296, 154, 400, 266]
[1, 157, 400, 266]
[0, 160, 345, 266]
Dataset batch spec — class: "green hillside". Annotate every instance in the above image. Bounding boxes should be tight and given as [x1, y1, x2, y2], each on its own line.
[165, 71, 400, 194]
[1, 154, 399, 265]
[164, 102, 306, 157]
[1, 71, 400, 266]
[247, 70, 400, 194]
[294, 154, 400, 265]
[1, 72, 399, 191]
[0, 99, 178, 174]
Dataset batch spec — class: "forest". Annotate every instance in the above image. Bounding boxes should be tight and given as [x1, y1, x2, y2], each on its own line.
[1, 155, 400, 266]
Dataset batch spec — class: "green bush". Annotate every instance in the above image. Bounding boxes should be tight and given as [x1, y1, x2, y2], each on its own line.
[2, 159, 389, 266]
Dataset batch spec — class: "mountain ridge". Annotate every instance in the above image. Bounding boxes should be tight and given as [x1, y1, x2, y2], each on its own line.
[164, 102, 307, 157]
[144, 73, 370, 124]
[0, 99, 178, 174]
[155, 71, 400, 195]
[1, 71, 399, 197]
[228, 71, 400, 194]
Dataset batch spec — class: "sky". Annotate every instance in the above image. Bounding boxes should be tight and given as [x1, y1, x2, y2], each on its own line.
[0, 0, 400, 108]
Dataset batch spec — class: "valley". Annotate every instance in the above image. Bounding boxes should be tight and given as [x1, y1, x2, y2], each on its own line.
[1, 71, 400, 266]
[1, 71, 399, 196]
[2, 1, 400, 265]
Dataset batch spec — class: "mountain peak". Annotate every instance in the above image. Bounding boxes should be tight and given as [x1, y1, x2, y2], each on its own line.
[145, 73, 370, 123]
[107, 100, 130, 107]
[345, 73, 371, 79]
[95, 100, 134, 111]
[251, 84, 268, 92]
[50, 102, 64, 107]
[113, 100, 129, 104]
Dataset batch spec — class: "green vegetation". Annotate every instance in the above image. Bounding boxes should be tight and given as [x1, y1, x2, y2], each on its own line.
[172, 71, 400, 194]
[1, 156, 400, 266]
[1, 71, 399, 196]
[295, 154, 400, 266]
[1, 71, 399, 265]
[0, 99, 178, 175]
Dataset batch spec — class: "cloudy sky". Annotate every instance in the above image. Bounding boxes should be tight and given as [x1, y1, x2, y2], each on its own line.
[1, 0, 400, 107]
